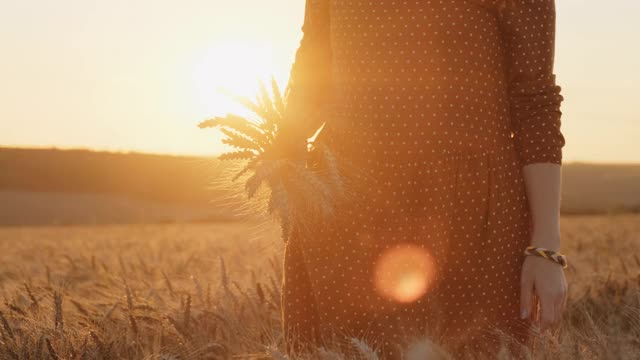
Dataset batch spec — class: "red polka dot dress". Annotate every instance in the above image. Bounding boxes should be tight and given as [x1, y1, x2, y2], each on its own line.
[280, 0, 566, 359]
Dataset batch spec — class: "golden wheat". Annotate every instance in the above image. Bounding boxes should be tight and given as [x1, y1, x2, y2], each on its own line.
[0, 203, 638, 359]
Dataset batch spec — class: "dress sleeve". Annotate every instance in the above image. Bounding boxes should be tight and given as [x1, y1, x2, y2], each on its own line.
[279, 0, 333, 145]
[498, 0, 566, 166]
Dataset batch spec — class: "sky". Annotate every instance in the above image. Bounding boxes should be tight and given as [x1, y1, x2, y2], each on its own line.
[1, 0, 638, 164]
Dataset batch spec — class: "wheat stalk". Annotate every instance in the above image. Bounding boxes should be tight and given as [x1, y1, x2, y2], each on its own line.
[198, 75, 358, 244]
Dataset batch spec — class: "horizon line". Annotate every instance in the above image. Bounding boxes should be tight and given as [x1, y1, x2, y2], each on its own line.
[1, 145, 639, 166]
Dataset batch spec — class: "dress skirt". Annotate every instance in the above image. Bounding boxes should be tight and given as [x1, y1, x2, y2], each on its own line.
[283, 127, 536, 359]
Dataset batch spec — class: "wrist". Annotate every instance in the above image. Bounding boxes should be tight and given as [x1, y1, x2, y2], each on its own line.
[529, 232, 561, 252]
[523, 246, 568, 269]
[523, 254, 565, 270]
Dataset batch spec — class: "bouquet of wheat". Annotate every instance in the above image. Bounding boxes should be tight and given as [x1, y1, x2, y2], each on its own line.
[199, 76, 357, 244]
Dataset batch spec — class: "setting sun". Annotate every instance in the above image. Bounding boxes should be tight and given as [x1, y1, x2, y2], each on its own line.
[190, 39, 285, 118]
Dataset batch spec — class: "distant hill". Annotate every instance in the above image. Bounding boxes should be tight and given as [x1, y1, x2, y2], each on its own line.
[0, 147, 639, 225]
[560, 162, 640, 214]
[0, 147, 221, 205]
[0, 147, 250, 226]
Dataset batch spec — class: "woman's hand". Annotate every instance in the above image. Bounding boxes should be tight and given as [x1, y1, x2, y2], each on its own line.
[520, 243, 568, 332]
[519, 163, 566, 331]
[269, 123, 308, 161]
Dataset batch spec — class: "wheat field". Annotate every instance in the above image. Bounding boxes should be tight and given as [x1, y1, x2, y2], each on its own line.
[0, 213, 638, 359]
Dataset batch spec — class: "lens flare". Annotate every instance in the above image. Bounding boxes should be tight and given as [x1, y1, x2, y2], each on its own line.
[373, 244, 436, 303]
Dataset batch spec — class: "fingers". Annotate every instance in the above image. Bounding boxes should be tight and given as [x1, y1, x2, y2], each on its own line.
[556, 284, 568, 324]
[551, 277, 568, 328]
[538, 292, 556, 332]
[539, 285, 568, 332]
[553, 294, 563, 325]
[520, 275, 534, 320]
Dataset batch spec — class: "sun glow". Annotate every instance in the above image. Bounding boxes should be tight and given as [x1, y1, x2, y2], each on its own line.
[190, 39, 287, 119]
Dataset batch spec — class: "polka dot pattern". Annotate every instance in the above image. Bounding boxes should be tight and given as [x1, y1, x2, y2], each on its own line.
[282, 1, 565, 359]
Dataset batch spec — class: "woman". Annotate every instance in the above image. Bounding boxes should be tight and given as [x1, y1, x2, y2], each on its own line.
[279, 0, 568, 358]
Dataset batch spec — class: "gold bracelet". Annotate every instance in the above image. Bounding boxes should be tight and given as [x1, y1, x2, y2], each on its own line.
[523, 246, 568, 269]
